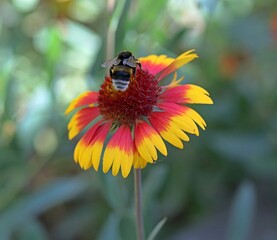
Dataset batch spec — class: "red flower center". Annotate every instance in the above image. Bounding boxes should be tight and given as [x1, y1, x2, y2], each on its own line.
[98, 69, 161, 126]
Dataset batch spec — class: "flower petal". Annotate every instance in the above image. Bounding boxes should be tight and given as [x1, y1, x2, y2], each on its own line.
[133, 146, 148, 169]
[81, 122, 111, 171]
[164, 72, 184, 88]
[158, 102, 206, 136]
[184, 107, 207, 130]
[161, 84, 213, 104]
[134, 121, 167, 164]
[157, 50, 198, 81]
[65, 91, 99, 115]
[74, 121, 102, 166]
[68, 107, 100, 140]
[103, 125, 134, 178]
[149, 112, 190, 149]
[139, 55, 174, 76]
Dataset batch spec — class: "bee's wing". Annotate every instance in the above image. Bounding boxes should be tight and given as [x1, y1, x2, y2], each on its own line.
[101, 58, 121, 68]
[124, 56, 137, 68]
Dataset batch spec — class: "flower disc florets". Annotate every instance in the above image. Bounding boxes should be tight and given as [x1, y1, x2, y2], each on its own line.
[98, 69, 161, 126]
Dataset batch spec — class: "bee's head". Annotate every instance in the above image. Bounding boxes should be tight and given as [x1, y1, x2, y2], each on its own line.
[118, 51, 133, 60]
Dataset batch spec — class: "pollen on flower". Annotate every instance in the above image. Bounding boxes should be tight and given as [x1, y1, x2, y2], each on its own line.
[98, 69, 161, 126]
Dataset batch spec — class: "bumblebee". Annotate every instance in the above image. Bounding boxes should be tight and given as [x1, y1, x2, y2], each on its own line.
[101, 51, 141, 91]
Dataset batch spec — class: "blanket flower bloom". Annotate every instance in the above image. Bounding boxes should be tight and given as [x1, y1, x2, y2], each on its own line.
[65, 50, 213, 178]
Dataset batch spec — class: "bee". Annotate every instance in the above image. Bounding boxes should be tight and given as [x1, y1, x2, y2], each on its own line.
[101, 51, 141, 91]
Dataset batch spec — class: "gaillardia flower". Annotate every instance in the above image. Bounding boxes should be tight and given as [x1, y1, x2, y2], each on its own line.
[65, 50, 213, 178]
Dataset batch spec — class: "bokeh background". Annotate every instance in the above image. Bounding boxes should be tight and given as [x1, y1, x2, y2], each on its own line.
[1, 0, 277, 239]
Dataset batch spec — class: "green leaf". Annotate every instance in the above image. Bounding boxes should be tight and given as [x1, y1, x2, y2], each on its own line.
[99, 173, 129, 211]
[143, 165, 167, 210]
[209, 132, 271, 163]
[0, 177, 90, 239]
[226, 181, 256, 240]
[97, 214, 121, 240]
[147, 217, 167, 240]
[13, 218, 48, 240]
[52, 205, 100, 240]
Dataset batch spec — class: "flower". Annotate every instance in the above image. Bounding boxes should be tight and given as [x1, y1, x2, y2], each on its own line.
[65, 50, 213, 178]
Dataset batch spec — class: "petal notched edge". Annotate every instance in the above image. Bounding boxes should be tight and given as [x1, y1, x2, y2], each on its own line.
[149, 112, 189, 149]
[74, 121, 102, 165]
[161, 84, 213, 105]
[183, 84, 213, 104]
[134, 121, 167, 165]
[74, 121, 111, 172]
[103, 125, 134, 178]
[133, 147, 148, 169]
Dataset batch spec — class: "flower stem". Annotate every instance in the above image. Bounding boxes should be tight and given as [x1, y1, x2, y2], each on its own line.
[134, 169, 145, 240]
[106, 0, 126, 60]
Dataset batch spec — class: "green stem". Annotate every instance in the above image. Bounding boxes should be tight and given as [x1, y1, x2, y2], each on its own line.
[106, 0, 126, 60]
[134, 169, 145, 240]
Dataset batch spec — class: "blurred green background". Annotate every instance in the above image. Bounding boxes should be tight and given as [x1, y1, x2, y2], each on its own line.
[1, 0, 277, 239]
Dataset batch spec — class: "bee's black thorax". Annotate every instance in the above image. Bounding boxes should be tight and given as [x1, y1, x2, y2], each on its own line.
[110, 65, 135, 80]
